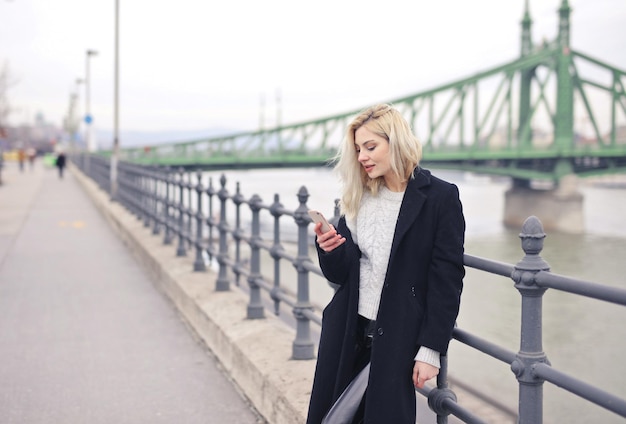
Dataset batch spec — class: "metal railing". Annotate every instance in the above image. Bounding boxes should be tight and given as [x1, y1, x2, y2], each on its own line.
[75, 154, 626, 424]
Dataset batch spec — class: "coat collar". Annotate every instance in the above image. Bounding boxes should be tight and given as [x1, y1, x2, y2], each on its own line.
[389, 167, 431, 256]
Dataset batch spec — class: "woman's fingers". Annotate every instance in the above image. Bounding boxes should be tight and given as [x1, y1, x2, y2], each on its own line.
[321, 234, 346, 252]
[413, 361, 439, 389]
[315, 224, 345, 252]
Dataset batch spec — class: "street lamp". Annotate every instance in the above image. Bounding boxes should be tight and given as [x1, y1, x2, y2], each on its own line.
[72, 78, 83, 151]
[63, 78, 82, 153]
[111, 0, 120, 200]
[85, 49, 98, 152]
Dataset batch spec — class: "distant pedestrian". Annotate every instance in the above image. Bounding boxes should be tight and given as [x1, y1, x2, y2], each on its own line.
[17, 148, 26, 172]
[27, 148, 36, 170]
[55, 151, 67, 179]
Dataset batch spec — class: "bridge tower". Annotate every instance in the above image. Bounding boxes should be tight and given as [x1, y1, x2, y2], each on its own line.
[504, 0, 584, 234]
[518, 0, 533, 148]
[555, 0, 574, 153]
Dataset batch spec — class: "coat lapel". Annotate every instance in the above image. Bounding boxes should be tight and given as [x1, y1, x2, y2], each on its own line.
[389, 168, 431, 258]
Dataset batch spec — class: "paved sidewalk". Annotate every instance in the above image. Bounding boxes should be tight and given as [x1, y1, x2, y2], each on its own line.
[0, 162, 264, 423]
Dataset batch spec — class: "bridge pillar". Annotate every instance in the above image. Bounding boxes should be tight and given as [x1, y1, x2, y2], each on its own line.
[503, 175, 584, 234]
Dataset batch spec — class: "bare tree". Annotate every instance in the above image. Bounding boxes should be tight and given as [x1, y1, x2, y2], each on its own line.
[0, 61, 18, 137]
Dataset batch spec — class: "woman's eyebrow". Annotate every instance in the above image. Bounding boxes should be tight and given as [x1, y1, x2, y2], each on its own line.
[355, 140, 375, 148]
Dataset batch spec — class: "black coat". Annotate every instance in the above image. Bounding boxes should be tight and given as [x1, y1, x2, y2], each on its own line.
[306, 168, 465, 424]
[56, 154, 66, 168]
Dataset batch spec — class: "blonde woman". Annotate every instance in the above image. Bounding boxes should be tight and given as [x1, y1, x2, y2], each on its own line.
[307, 104, 465, 424]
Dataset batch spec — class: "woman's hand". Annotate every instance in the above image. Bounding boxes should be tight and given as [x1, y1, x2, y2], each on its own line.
[413, 361, 439, 389]
[314, 223, 346, 252]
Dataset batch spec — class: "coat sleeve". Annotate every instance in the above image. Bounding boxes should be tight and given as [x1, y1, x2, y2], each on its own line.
[417, 183, 465, 355]
[315, 216, 359, 286]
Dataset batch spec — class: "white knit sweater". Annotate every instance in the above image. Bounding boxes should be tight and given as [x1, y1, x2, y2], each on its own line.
[347, 186, 441, 368]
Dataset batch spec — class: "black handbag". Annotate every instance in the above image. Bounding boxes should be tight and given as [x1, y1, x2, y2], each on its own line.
[321, 363, 370, 424]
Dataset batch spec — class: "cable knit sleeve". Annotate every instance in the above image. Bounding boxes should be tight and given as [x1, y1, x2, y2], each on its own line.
[414, 346, 441, 369]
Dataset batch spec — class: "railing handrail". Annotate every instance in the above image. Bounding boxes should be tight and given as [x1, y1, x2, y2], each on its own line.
[76, 153, 626, 423]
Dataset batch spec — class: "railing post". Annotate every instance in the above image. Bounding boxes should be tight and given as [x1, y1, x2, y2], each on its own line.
[233, 183, 245, 286]
[105, 156, 111, 193]
[176, 168, 187, 257]
[510, 216, 551, 424]
[131, 165, 140, 218]
[131, 165, 142, 219]
[151, 167, 160, 235]
[215, 174, 231, 291]
[123, 163, 132, 211]
[193, 171, 206, 272]
[292, 186, 315, 360]
[428, 355, 457, 424]
[163, 167, 174, 245]
[269, 194, 285, 315]
[247, 194, 265, 319]
[115, 160, 125, 207]
[142, 167, 151, 228]
[186, 171, 193, 250]
[205, 177, 216, 263]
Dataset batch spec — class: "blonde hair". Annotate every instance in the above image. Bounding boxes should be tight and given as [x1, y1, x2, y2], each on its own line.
[334, 104, 422, 219]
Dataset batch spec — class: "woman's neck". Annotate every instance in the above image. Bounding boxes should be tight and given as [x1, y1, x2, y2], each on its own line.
[384, 176, 406, 192]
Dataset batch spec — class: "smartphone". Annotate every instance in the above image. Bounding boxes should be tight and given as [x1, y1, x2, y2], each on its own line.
[308, 210, 331, 233]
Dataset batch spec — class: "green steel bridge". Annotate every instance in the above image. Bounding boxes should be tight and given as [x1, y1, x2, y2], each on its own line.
[107, 0, 626, 184]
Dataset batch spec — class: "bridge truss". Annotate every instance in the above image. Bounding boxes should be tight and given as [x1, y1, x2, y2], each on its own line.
[111, 0, 626, 182]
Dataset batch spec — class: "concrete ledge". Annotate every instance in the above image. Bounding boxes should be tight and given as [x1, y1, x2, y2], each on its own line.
[70, 165, 314, 424]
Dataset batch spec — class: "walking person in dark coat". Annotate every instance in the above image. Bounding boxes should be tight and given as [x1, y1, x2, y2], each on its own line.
[55, 151, 67, 179]
[306, 104, 465, 424]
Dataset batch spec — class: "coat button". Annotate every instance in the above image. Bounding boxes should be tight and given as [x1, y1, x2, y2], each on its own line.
[377, 328, 384, 336]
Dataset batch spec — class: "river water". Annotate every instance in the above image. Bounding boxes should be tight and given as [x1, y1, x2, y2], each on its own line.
[201, 167, 626, 424]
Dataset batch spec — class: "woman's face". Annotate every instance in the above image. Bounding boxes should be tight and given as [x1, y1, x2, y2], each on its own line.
[354, 125, 401, 190]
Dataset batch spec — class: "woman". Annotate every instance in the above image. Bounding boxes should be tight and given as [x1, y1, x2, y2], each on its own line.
[306, 104, 465, 423]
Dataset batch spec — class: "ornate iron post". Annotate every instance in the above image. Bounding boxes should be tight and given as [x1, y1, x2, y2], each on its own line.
[292, 186, 315, 360]
[232, 183, 245, 286]
[246, 194, 264, 319]
[428, 355, 457, 424]
[511, 216, 551, 424]
[115, 160, 125, 207]
[186, 172, 193, 250]
[142, 167, 151, 228]
[163, 167, 174, 245]
[205, 177, 215, 263]
[193, 171, 206, 272]
[176, 168, 187, 257]
[269, 194, 285, 315]
[135, 166, 143, 219]
[151, 167, 160, 235]
[215, 174, 231, 291]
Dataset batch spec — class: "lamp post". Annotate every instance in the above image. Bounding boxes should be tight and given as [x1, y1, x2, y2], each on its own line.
[85, 49, 98, 152]
[111, 0, 120, 200]
[63, 79, 82, 154]
[72, 78, 83, 153]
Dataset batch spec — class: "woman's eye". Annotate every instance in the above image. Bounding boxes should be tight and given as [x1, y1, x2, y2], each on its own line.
[356, 145, 375, 153]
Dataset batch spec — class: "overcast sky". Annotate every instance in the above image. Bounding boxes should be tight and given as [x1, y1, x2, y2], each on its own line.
[2, 0, 625, 142]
